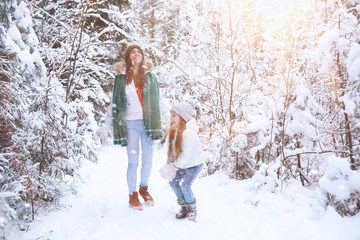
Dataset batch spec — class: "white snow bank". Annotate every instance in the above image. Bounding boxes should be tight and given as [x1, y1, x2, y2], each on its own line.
[5, 144, 360, 240]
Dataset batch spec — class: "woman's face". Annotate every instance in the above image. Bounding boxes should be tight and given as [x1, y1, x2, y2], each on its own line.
[170, 111, 182, 127]
[129, 48, 143, 66]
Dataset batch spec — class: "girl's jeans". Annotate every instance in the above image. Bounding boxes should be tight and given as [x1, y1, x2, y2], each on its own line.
[169, 163, 203, 204]
[126, 120, 154, 193]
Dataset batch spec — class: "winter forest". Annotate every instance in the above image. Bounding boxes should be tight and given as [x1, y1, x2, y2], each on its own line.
[1, 0, 360, 239]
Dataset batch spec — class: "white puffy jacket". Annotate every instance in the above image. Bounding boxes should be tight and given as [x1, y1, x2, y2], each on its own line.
[172, 118, 205, 169]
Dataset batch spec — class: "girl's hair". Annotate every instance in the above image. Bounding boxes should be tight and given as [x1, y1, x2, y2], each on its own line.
[167, 115, 187, 161]
[124, 45, 146, 87]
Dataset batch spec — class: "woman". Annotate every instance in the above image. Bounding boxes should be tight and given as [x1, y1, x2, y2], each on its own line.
[160, 102, 205, 221]
[97, 44, 169, 210]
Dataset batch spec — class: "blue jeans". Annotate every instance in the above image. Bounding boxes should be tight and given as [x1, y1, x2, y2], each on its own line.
[126, 120, 154, 193]
[169, 164, 203, 204]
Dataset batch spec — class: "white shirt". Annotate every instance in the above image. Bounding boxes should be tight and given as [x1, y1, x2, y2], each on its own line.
[125, 80, 143, 120]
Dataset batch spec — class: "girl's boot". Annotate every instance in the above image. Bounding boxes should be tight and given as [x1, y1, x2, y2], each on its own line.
[186, 199, 197, 222]
[175, 198, 187, 219]
[139, 185, 154, 206]
[129, 192, 143, 210]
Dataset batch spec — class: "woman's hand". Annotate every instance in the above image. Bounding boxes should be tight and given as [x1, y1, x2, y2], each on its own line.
[96, 127, 111, 140]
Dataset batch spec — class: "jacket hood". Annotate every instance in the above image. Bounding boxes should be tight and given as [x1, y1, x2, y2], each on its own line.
[186, 118, 199, 133]
[113, 60, 153, 75]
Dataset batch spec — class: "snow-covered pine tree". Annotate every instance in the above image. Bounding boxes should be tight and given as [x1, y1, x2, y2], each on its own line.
[1, 1, 28, 232]
[1, 0, 82, 229]
[0, 0, 39, 231]
[1, 0, 134, 231]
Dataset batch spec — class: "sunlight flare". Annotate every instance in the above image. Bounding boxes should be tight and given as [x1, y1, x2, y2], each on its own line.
[251, 0, 312, 27]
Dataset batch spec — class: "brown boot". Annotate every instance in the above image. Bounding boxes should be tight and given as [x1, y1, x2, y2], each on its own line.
[129, 192, 143, 210]
[139, 185, 154, 206]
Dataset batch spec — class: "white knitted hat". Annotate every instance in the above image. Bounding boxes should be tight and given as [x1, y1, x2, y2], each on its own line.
[171, 102, 194, 122]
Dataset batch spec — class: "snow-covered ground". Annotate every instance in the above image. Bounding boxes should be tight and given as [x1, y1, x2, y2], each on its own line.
[6, 142, 360, 240]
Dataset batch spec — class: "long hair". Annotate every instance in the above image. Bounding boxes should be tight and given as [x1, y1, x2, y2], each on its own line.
[167, 116, 187, 162]
[124, 45, 146, 87]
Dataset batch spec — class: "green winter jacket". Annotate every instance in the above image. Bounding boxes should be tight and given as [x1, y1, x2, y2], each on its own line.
[112, 72, 162, 146]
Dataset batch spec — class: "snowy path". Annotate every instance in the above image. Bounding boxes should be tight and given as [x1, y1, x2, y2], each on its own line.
[7, 143, 360, 240]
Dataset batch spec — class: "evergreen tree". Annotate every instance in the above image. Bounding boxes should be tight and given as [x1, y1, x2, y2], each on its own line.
[0, 0, 133, 231]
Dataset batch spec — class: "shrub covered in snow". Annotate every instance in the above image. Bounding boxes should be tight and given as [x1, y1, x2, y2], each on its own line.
[319, 156, 360, 216]
[250, 163, 280, 193]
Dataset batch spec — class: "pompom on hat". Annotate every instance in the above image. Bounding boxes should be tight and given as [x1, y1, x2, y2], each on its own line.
[171, 102, 195, 122]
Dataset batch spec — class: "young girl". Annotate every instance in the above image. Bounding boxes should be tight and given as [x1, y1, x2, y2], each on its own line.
[161, 102, 205, 222]
[97, 44, 169, 210]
